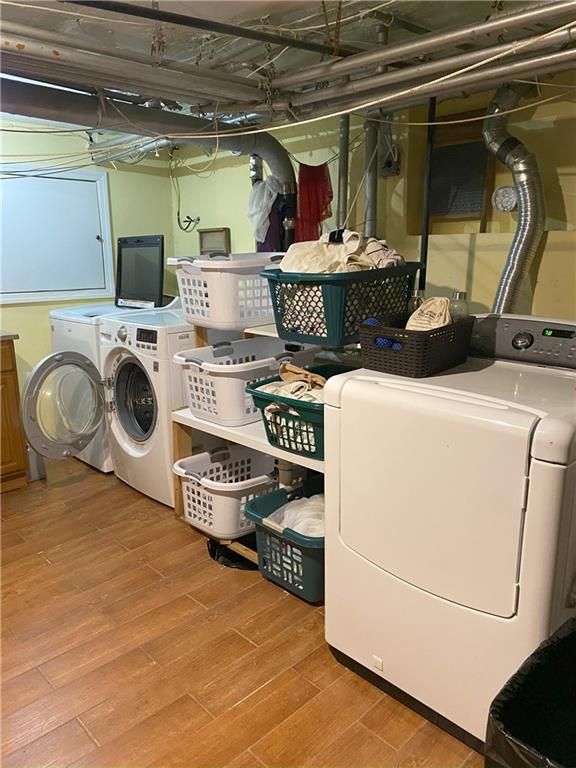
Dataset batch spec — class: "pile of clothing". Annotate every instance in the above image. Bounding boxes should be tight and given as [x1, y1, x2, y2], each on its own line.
[279, 229, 404, 274]
[266, 493, 325, 537]
[275, 230, 405, 338]
[256, 363, 326, 405]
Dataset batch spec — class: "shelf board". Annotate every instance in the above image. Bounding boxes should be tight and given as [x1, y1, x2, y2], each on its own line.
[243, 324, 279, 338]
[172, 408, 325, 473]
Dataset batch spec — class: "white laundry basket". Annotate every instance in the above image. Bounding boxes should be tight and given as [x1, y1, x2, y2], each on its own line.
[167, 252, 283, 330]
[174, 338, 317, 428]
[173, 446, 277, 539]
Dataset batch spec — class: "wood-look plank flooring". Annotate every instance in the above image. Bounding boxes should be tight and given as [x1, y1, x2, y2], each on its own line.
[1, 459, 482, 767]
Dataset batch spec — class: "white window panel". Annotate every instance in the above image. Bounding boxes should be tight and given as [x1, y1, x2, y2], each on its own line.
[1, 168, 114, 303]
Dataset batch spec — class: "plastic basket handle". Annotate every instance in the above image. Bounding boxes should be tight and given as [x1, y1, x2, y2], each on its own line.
[209, 446, 231, 462]
[261, 517, 285, 533]
[273, 352, 294, 362]
[212, 341, 234, 358]
[184, 470, 203, 481]
[208, 252, 230, 260]
[181, 355, 204, 368]
[168, 257, 195, 265]
[269, 254, 284, 263]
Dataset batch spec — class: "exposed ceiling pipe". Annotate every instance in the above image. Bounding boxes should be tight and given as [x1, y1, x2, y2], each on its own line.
[0, 33, 260, 102]
[64, 0, 360, 57]
[483, 84, 545, 313]
[272, 1, 576, 88]
[0, 21, 263, 94]
[364, 119, 379, 238]
[290, 26, 576, 108]
[296, 47, 576, 120]
[0, 79, 296, 190]
[336, 113, 350, 229]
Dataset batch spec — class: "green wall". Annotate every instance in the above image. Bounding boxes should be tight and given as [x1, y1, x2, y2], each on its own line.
[2, 72, 575, 386]
[0, 119, 175, 383]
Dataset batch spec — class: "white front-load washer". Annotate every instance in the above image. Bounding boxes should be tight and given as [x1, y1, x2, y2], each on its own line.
[20, 307, 193, 507]
[99, 309, 194, 506]
[324, 314, 576, 748]
[48, 299, 178, 473]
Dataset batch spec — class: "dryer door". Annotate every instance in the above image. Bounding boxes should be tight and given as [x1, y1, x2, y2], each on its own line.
[338, 379, 539, 618]
[21, 351, 106, 460]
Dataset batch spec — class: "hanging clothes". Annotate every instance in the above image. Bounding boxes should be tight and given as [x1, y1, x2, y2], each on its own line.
[247, 176, 281, 243]
[295, 163, 333, 242]
[257, 196, 283, 252]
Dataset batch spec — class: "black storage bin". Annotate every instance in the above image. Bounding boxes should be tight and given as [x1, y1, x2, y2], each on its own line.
[485, 618, 576, 768]
[360, 313, 474, 378]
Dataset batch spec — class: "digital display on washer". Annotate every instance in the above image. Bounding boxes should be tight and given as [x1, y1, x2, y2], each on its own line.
[542, 328, 574, 339]
[136, 328, 158, 344]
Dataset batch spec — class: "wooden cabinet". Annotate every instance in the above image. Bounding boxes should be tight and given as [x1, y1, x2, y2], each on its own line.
[1, 337, 27, 492]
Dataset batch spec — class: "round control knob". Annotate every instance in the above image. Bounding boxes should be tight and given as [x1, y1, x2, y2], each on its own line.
[117, 326, 128, 342]
[512, 331, 534, 350]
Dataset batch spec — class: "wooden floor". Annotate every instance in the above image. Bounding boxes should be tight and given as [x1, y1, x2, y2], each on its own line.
[1, 460, 482, 768]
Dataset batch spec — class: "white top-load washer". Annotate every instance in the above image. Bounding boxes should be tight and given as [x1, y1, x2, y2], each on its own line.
[21, 307, 193, 507]
[48, 299, 178, 472]
[324, 314, 576, 747]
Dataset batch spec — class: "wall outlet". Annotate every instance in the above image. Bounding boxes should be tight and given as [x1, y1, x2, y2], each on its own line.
[372, 654, 384, 671]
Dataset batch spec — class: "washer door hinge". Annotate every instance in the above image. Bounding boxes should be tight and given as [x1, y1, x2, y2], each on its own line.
[101, 377, 114, 387]
[105, 401, 115, 413]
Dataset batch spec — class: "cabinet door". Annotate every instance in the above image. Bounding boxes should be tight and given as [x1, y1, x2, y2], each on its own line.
[0, 369, 27, 477]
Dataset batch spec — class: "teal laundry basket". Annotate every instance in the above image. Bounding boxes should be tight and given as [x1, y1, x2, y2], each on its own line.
[245, 475, 325, 604]
[261, 262, 420, 348]
[246, 365, 350, 461]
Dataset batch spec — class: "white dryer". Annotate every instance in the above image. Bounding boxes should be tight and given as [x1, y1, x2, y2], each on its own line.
[324, 314, 576, 747]
[48, 299, 178, 472]
[21, 308, 194, 507]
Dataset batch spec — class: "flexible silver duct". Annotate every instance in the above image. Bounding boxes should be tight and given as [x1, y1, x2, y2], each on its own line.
[483, 84, 545, 314]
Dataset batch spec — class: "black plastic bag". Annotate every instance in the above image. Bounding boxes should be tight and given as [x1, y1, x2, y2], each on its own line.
[486, 618, 576, 768]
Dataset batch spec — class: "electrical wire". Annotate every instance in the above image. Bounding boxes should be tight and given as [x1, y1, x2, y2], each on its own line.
[246, 46, 290, 78]
[1, 19, 575, 168]
[257, 1, 396, 34]
[0, 0, 152, 27]
[354, 85, 576, 127]
[95, 16, 576, 142]
[343, 140, 379, 231]
[0, 0, 153, 24]
[2, 81, 573, 171]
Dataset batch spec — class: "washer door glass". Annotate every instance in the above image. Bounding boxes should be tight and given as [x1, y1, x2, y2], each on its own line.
[114, 359, 157, 442]
[21, 351, 105, 460]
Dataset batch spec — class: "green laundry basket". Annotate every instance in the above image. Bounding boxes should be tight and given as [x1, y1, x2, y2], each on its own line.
[246, 365, 350, 461]
[262, 262, 420, 348]
[245, 474, 325, 604]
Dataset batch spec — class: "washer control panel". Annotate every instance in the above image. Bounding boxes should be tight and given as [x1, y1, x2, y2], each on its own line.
[471, 314, 576, 369]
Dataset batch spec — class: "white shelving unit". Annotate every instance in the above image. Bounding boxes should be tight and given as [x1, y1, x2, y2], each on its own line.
[171, 385, 324, 564]
[172, 407, 324, 473]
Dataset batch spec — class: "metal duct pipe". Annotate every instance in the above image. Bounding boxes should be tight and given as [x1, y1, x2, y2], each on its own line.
[364, 120, 379, 237]
[272, 0, 576, 89]
[0, 33, 260, 102]
[337, 114, 350, 228]
[0, 21, 263, 94]
[297, 47, 576, 120]
[0, 79, 296, 189]
[291, 25, 576, 108]
[93, 137, 173, 163]
[483, 84, 545, 313]
[272, 0, 576, 88]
